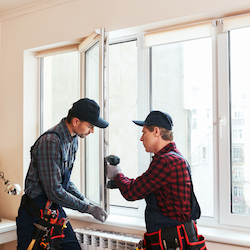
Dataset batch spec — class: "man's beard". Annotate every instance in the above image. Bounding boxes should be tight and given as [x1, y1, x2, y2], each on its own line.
[77, 133, 86, 138]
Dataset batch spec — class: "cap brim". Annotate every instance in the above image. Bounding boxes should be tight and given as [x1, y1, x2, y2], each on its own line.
[133, 120, 145, 126]
[92, 117, 109, 128]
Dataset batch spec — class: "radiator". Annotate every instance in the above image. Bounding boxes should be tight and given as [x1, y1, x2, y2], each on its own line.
[75, 228, 143, 250]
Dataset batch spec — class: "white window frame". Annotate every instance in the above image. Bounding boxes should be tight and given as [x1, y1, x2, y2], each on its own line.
[34, 14, 250, 232]
[145, 21, 218, 224]
[218, 19, 250, 229]
[107, 34, 151, 218]
[37, 29, 109, 211]
[77, 28, 108, 210]
[141, 18, 250, 232]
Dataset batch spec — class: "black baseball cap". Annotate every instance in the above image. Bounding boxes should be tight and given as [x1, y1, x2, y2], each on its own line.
[133, 111, 173, 130]
[71, 98, 109, 128]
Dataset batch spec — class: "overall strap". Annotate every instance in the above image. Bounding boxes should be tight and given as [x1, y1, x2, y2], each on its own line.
[24, 131, 68, 217]
[169, 151, 201, 220]
[30, 131, 66, 161]
[170, 151, 192, 179]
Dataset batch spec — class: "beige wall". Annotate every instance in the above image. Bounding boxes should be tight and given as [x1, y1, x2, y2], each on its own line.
[1, 0, 250, 249]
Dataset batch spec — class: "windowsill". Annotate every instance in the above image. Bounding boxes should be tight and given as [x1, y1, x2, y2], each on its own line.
[0, 218, 17, 244]
[65, 208, 250, 248]
[197, 225, 250, 247]
[64, 208, 146, 231]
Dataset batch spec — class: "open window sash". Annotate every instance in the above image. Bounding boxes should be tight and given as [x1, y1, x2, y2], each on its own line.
[79, 28, 109, 211]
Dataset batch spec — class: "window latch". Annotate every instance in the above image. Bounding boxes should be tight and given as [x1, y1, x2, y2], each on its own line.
[219, 116, 226, 138]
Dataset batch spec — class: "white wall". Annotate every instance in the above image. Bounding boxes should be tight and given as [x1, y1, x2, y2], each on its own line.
[1, 0, 250, 249]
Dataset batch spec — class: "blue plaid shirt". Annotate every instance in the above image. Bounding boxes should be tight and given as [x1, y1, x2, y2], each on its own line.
[25, 118, 89, 212]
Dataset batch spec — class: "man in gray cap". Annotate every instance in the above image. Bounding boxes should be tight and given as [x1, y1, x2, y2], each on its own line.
[17, 98, 108, 250]
[107, 111, 203, 250]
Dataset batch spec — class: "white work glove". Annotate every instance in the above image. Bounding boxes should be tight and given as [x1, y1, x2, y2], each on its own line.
[106, 164, 122, 180]
[86, 203, 108, 223]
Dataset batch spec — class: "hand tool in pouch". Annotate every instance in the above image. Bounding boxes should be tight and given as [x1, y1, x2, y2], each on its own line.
[27, 223, 49, 250]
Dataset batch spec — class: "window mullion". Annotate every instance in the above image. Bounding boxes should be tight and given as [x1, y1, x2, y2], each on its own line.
[217, 29, 234, 226]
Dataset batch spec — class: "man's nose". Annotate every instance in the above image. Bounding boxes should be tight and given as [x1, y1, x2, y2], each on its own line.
[90, 127, 94, 133]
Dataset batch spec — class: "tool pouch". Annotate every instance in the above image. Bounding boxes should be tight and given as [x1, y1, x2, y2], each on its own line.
[21, 194, 66, 250]
[50, 224, 65, 250]
[160, 225, 184, 249]
[182, 221, 207, 250]
[30, 218, 52, 250]
[143, 225, 184, 250]
[142, 221, 207, 250]
[31, 213, 65, 250]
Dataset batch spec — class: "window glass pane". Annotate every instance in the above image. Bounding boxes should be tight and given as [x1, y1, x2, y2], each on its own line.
[151, 38, 213, 217]
[85, 43, 100, 204]
[230, 27, 250, 215]
[42, 51, 80, 188]
[43, 52, 80, 130]
[109, 40, 138, 209]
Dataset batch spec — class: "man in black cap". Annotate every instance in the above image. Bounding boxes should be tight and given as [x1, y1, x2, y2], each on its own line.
[107, 111, 194, 250]
[17, 98, 108, 250]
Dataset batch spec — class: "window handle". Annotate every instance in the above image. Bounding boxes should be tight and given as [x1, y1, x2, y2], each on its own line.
[219, 116, 226, 138]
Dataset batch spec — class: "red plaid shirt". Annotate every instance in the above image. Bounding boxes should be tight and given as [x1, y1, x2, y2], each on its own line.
[115, 142, 191, 223]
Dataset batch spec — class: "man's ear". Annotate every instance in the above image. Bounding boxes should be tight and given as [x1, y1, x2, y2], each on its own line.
[71, 117, 79, 126]
[154, 127, 161, 136]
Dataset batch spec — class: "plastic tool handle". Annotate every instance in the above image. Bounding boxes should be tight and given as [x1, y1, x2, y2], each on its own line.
[106, 155, 120, 165]
[106, 155, 120, 189]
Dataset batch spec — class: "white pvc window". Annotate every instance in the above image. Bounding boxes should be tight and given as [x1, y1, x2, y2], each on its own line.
[218, 15, 250, 229]
[79, 28, 107, 209]
[105, 31, 151, 218]
[108, 40, 144, 217]
[39, 29, 108, 210]
[229, 27, 250, 218]
[40, 51, 80, 132]
[37, 15, 250, 231]
[84, 42, 101, 205]
[150, 37, 214, 218]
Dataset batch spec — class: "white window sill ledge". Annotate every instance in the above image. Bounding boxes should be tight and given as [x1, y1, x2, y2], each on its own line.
[65, 209, 250, 248]
[64, 208, 146, 231]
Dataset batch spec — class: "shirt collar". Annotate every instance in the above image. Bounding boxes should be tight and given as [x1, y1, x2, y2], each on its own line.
[153, 142, 176, 159]
[59, 118, 77, 143]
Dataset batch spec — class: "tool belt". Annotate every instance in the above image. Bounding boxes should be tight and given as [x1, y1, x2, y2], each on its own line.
[142, 220, 207, 250]
[21, 194, 68, 250]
